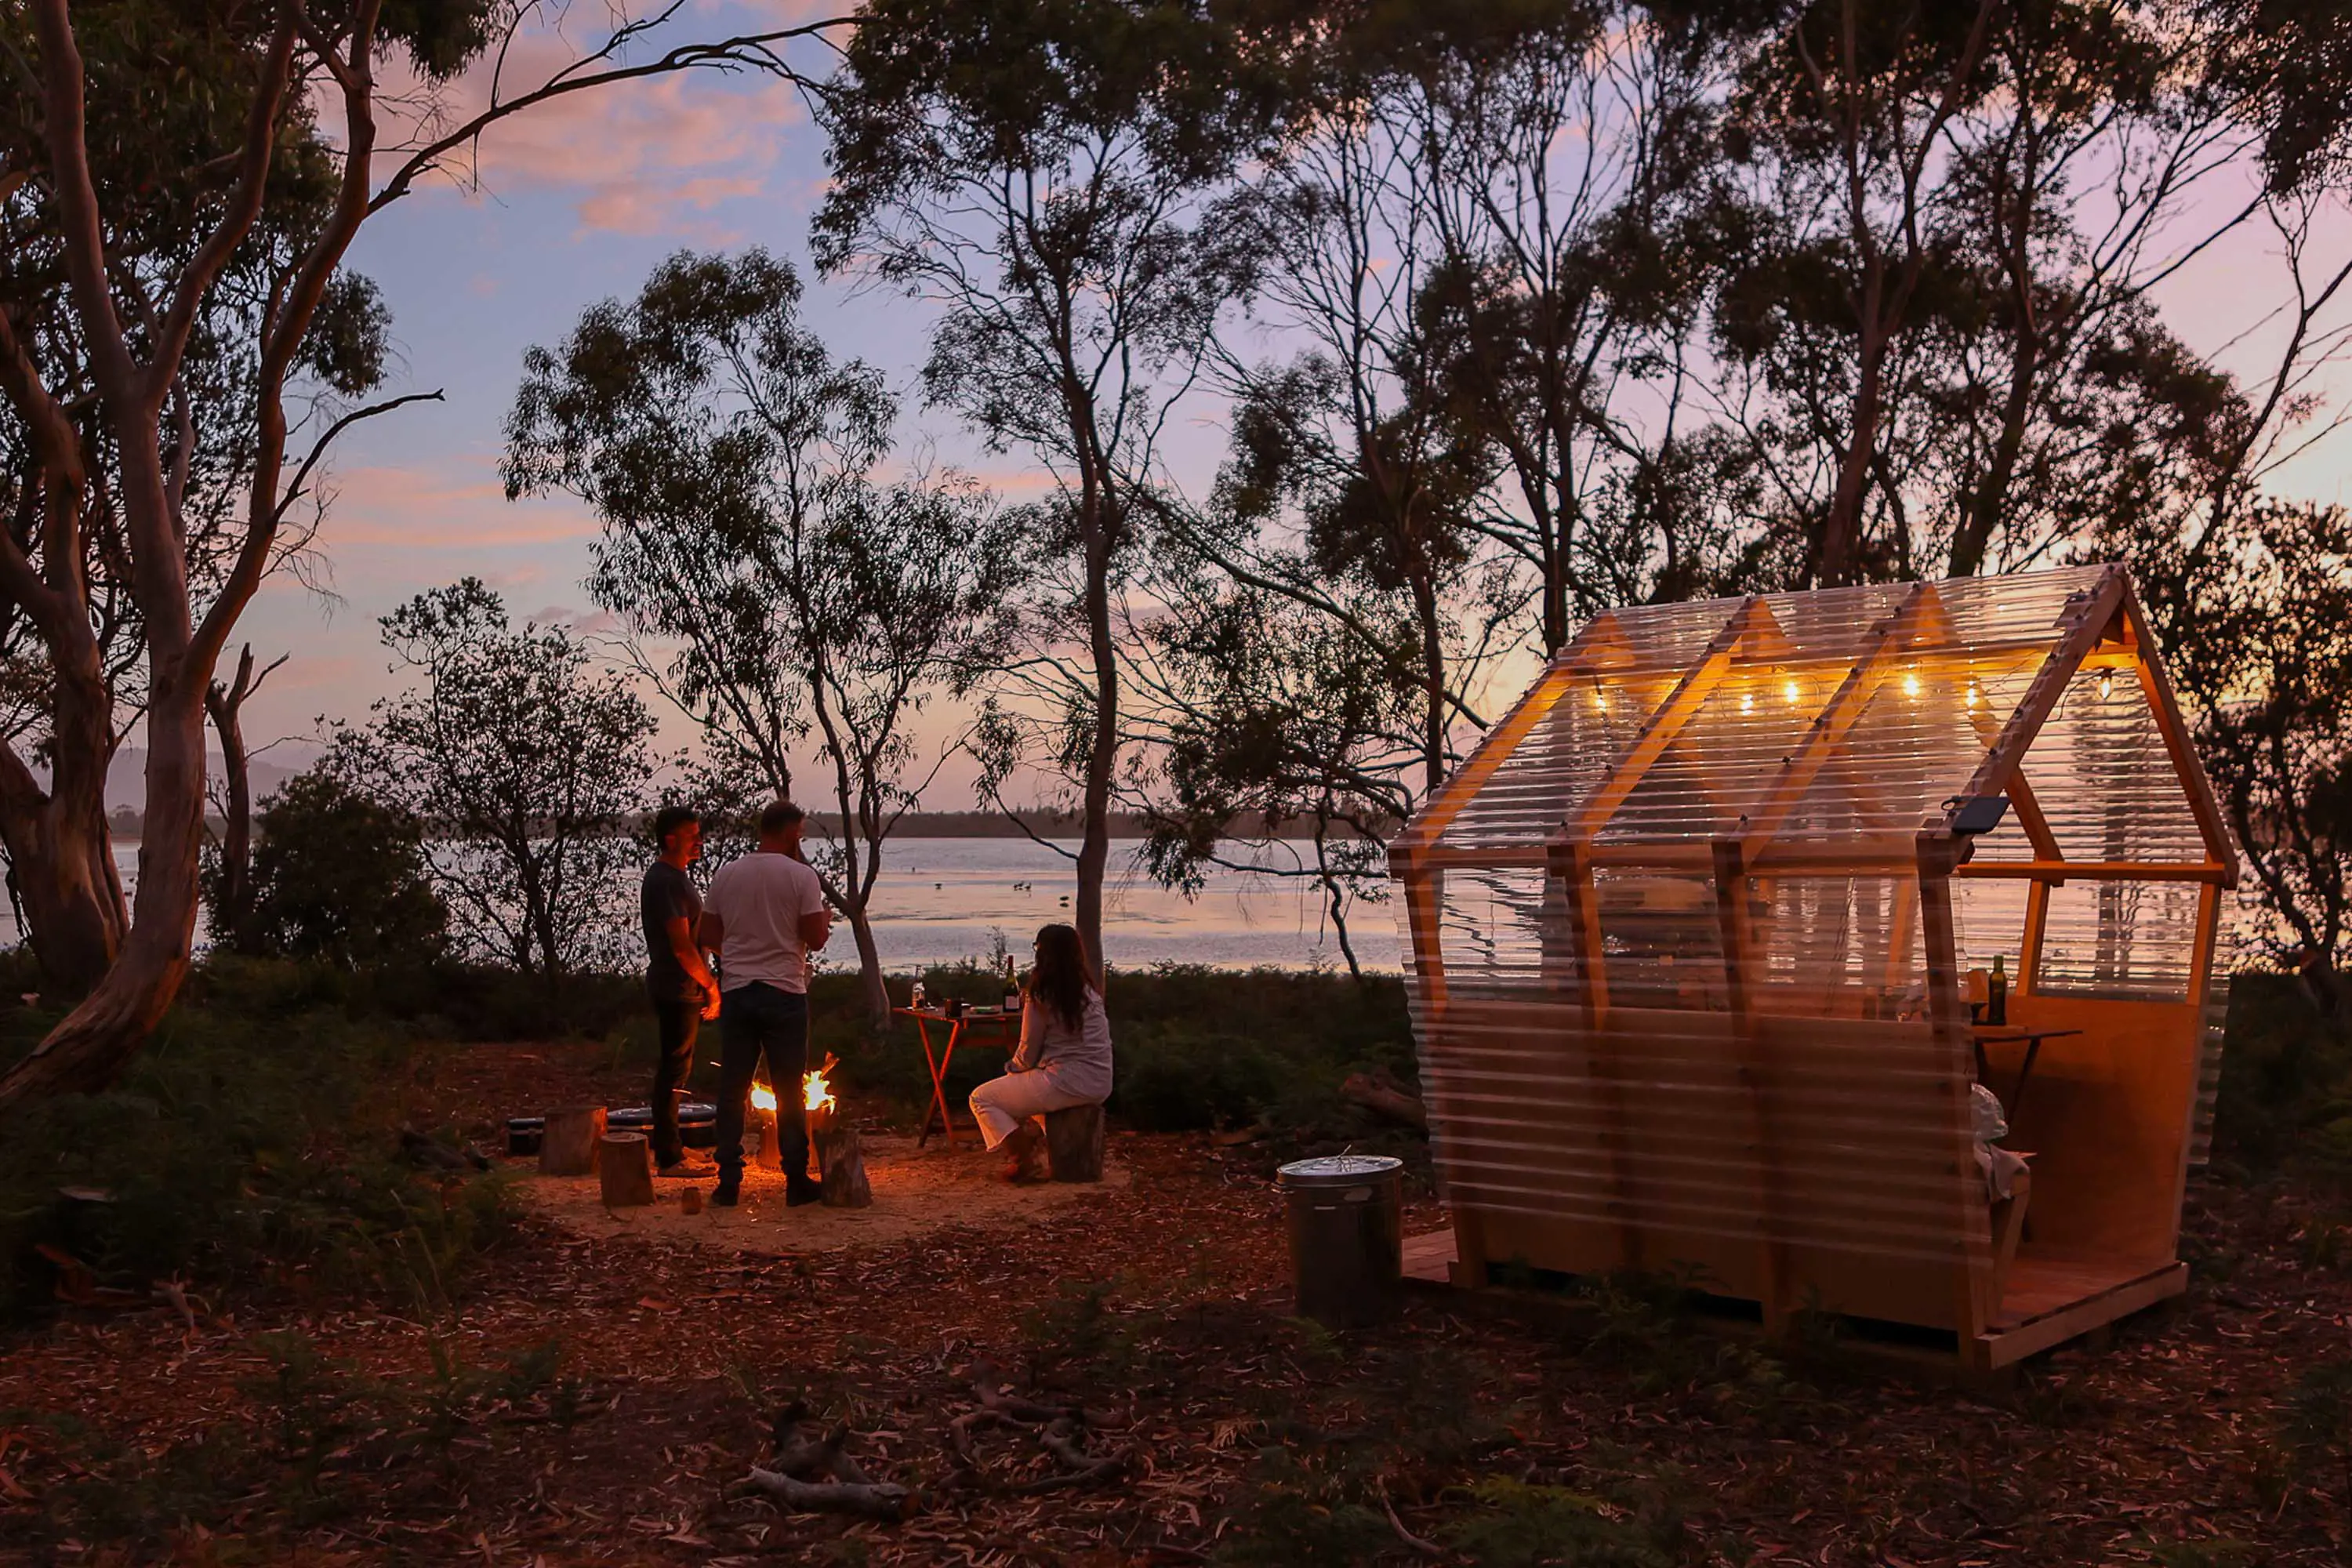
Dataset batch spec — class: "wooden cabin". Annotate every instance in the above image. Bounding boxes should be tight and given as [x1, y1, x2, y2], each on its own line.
[1388, 564, 2237, 1370]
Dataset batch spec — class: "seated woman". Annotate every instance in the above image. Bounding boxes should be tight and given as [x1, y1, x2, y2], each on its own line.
[969, 923, 1112, 1181]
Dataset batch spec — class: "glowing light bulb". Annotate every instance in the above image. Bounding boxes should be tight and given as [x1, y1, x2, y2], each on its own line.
[1740, 691, 1755, 715]
[1781, 678, 1801, 707]
[1965, 682, 1980, 709]
[2098, 670, 2114, 701]
[1902, 671, 1922, 699]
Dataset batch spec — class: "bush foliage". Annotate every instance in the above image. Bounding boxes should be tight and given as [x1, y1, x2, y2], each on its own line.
[0, 956, 516, 1321]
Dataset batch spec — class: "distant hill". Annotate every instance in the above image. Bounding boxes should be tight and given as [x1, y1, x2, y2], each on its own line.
[106, 748, 308, 813]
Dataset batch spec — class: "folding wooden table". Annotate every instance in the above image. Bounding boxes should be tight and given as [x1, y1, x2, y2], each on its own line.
[895, 1004, 1020, 1149]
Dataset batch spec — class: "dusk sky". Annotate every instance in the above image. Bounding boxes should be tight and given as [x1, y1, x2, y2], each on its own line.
[225, 3, 2352, 807]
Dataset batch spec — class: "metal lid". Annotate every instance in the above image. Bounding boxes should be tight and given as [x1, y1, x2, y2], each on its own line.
[1278, 1154, 1403, 1188]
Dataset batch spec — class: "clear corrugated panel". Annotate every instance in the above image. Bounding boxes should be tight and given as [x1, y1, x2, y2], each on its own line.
[1951, 877, 2033, 975]
[1924, 562, 2110, 647]
[1593, 645, 2053, 847]
[1752, 875, 1926, 1012]
[2189, 898, 2240, 1166]
[1594, 869, 1727, 1009]
[2036, 879, 2200, 1001]
[1437, 670, 1679, 851]
[2020, 662, 2209, 866]
[1774, 648, 2054, 850]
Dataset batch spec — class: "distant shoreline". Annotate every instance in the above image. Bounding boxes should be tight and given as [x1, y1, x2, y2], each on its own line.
[108, 808, 1392, 843]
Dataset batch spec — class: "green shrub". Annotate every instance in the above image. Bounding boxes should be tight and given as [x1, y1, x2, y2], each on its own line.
[216, 764, 448, 964]
[0, 967, 518, 1320]
[2212, 972, 2352, 1171]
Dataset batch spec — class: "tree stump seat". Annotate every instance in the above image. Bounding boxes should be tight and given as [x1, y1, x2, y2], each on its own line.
[1045, 1102, 1105, 1183]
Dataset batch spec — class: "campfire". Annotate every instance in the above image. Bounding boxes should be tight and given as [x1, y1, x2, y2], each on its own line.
[804, 1060, 835, 1114]
[750, 1081, 778, 1114]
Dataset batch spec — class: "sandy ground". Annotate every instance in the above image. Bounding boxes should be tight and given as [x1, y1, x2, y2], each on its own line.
[510, 1131, 1132, 1255]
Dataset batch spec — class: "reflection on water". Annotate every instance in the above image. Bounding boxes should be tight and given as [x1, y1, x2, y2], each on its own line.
[29, 838, 1397, 974]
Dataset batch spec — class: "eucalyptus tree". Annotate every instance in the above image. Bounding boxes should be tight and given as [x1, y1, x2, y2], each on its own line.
[0, 0, 842, 1106]
[813, 0, 1293, 986]
[506, 249, 1016, 1029]
[1406, 0, 1728, 642]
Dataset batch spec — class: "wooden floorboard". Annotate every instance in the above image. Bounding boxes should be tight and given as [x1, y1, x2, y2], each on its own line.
[1990, 1253, 2173, 1329]
[1402, 1227, 1457, 1286]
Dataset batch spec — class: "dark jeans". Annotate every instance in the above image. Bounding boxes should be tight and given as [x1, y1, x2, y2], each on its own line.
[714, 982, 810, 1184]
[647, 982, 702, 1167]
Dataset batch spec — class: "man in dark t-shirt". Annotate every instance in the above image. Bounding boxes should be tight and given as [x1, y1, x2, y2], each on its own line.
[643, 806, 720, 1174]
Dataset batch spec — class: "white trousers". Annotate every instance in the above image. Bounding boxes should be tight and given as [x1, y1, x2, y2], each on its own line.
[969, 1068, 1097, 1149]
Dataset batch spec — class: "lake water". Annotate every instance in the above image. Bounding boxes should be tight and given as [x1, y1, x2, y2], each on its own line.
[41, 837, 1401, 974]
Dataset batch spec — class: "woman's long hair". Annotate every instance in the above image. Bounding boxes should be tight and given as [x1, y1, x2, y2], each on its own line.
[1029, 924, 1089, 1032]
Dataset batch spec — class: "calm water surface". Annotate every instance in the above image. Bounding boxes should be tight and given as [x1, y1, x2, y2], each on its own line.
[50, 837, 1399, 974]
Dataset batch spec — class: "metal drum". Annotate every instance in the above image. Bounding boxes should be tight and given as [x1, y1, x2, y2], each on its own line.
[1276, 1154, 1405, 1329]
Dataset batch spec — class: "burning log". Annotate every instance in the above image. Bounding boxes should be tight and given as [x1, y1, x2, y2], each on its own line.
[1341, 1069, 1428, 1132]
[540, 1105, 606, 1176]
[597, 1131, 655, 1208]
[804, 1056, 872, 1208]
[1045, 1104, 1105, 1182]
[748, 1080, 782, 1171]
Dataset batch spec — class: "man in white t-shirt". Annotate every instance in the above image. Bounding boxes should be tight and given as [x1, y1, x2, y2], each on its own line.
[697, 798, 832, 1206]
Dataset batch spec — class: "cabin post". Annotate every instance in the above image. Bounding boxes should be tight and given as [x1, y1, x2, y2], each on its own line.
[1401, 864, 1486, 1286]
[1916, 833, 1997, 1364]
[1552, 840, 1640, 1269]
[1712, 839, 1790, 1333]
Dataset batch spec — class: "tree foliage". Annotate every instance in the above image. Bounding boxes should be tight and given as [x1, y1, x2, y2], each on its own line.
[226, 764, 448, 968]
[506, 248, 1017, 1025]
[338, 580, 659, 985]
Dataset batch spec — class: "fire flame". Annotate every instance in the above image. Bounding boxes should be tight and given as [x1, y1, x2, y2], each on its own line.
[804, 1057, 837, 1114]
[750, 1081, 777, 1113]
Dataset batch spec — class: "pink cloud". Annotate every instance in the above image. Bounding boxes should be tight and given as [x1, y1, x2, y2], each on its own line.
[320, 462, 601, 550]
[371, 12, 824, 234]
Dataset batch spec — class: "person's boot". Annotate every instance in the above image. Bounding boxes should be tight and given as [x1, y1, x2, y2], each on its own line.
[786, 1173, 823, 1207]
[658, 1151, 717, 1178]
[712, 1171, 742, 1207]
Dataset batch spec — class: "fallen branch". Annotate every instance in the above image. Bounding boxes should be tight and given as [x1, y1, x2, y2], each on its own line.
[1342, 1071, 1428, 1132]
[733, 1467, 910, 1520]
[1377, 1479, 1444, 1557]
[1010, 1416, 1133, 1494]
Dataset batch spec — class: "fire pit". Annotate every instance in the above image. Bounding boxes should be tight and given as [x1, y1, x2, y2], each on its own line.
[506, 1102, 717, 1157]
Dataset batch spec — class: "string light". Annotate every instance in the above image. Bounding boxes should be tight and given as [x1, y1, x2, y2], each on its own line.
[1741, 691, 1755, 715]
[2098, 670, 2114, 701]
[1782, 677, 1802, 707]
[1965, 681, 1981, 709]
[1902, 671, 1922, 699]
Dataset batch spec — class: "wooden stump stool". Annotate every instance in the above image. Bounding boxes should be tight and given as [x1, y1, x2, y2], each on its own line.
[1045, 1103, 1105, 1183]
[540, 1105, 606, 1176]
[597, 1131, 655, 1207]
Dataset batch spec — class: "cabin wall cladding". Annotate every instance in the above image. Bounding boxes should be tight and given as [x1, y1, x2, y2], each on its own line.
[1392, 564, 2241, 1370]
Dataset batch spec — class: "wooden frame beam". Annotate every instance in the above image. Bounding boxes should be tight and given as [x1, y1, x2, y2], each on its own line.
[1954, 860, 2230, 884]
[1392, 613, 1633, 865]
[2116, 580, 2240, 889]
[1554, 596, 1784, 849]
[1949, 566, 2129, 821]
[1712, 839, 1789, 1332]
[1739, 583, 1942, 860]
[1915, 832, 1997, 1351]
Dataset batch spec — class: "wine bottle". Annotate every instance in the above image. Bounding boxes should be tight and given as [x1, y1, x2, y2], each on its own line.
[1988, 953, 2008, 1027]
[1003, 954, 1022, 1014]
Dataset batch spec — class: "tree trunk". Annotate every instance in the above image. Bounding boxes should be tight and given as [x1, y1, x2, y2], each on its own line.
[0, 680, 209, 1106]
[0, 654, 130, 996]
[844, 901, 891, 1033]
[1075, 506, 1118, 992]
[205, 644, 280, 953]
